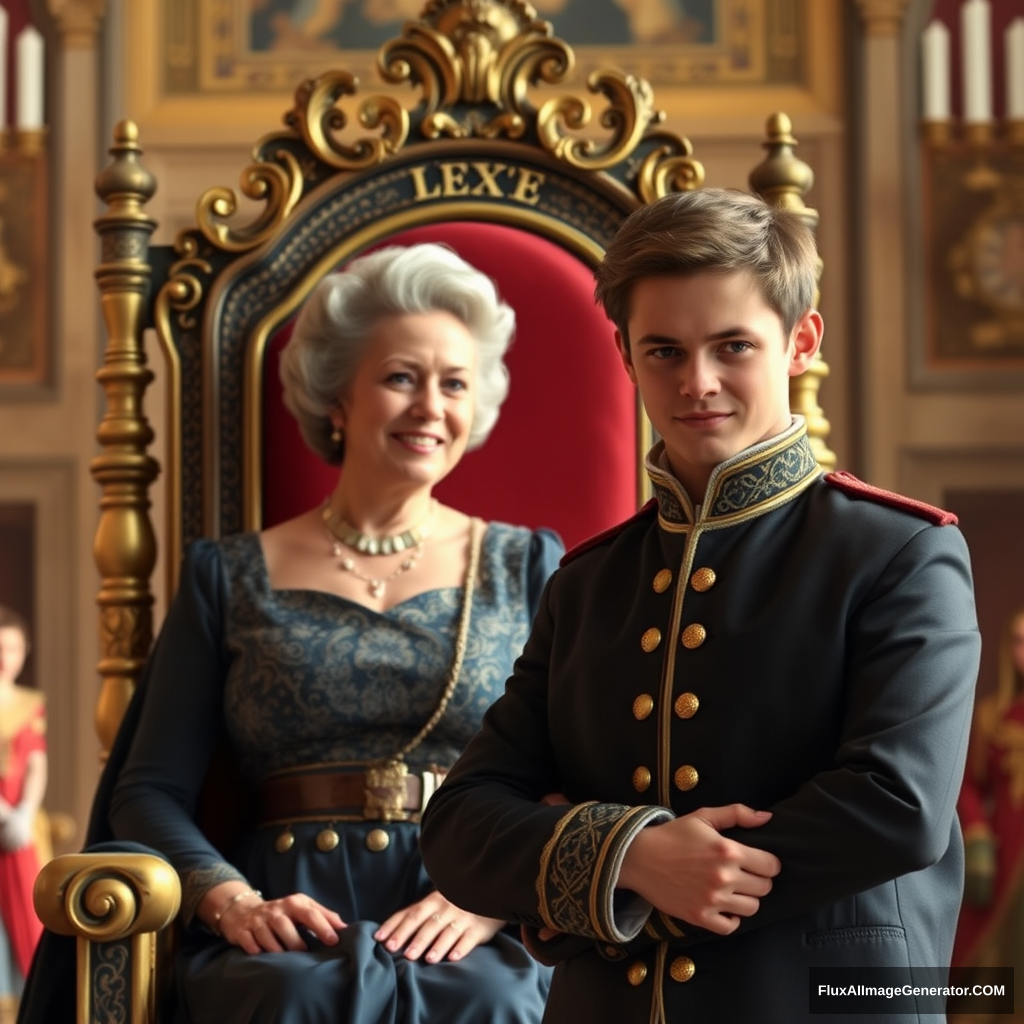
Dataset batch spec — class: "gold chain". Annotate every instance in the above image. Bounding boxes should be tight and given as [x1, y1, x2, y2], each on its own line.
[393, 516, 483, 763]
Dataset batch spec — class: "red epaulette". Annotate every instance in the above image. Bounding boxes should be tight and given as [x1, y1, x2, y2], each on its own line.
[824, 470, 958, 525]
[559, 499, 658, 567]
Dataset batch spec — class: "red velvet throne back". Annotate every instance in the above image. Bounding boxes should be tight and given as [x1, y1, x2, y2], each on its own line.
[262, 222, 641, 549]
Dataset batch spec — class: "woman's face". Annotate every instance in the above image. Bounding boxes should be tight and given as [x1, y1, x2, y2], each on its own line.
[1012, 613, 1024, 677]
[0, 626, 27, 687]
[334, 310, 478, 489]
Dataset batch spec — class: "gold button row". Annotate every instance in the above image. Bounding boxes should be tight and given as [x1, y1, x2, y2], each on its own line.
[633, 691, 699, 721]
[642, 622, 708, 652]
[632, 764, 699, 793]
[652, 567, 717, 594]
[274, 827, 391, 853]
[626, 956, 696, 985]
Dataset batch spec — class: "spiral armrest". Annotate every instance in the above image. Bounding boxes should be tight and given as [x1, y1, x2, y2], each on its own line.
[33, 852, 182, 1024]
[34, 851, 180, 938]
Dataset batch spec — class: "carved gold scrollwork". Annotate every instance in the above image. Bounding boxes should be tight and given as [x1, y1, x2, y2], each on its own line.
[536, 70, 657, 171]
[156, 234, 212, 335]
[379, 0, 570, 140]
[637, 140, 706, 202]
[195, 149, 304, 253]
[283, 71, 409, 171]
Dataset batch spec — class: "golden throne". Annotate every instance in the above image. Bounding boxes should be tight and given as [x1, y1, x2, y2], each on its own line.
[30, 3, 831, 1022]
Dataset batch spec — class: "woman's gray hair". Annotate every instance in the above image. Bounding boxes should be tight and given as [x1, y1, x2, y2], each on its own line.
[279, 243, 515, 464]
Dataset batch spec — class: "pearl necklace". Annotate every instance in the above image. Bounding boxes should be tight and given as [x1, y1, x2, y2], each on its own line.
[321, 500, 436, 598]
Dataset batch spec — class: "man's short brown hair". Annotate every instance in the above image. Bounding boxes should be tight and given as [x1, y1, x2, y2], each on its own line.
[595, 188, 820, 346]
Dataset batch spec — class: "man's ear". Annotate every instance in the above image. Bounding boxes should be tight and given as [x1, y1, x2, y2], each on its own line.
[788, 309, 824, 377]
[615, 330, 638, 385]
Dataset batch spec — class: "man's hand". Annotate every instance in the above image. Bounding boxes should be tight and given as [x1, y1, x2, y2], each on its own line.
[616, 803, 780, 935]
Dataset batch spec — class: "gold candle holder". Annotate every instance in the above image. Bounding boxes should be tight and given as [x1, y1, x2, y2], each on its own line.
[13, 128, 47, 155]
[922, 119, 954, 148]
[961, 121, 1000, 190]
[1005, 118, 1024, 151]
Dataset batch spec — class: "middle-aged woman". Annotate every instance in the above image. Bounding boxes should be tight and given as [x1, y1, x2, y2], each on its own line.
[59, 244, 562, 1024]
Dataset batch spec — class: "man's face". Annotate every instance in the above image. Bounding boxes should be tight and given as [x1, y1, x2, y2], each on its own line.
[616, 270, 822, 499]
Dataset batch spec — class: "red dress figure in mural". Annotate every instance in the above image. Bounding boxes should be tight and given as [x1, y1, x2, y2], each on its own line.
[955, 607, 1024, 982]
[0, 606, 45, 1024]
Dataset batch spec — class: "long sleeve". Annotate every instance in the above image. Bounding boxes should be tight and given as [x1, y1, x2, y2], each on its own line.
[107, 540, 248, 921]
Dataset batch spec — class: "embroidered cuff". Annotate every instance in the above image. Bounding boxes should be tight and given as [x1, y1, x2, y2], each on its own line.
[181, 863, 249, 927]
[536, 801, 674, 944]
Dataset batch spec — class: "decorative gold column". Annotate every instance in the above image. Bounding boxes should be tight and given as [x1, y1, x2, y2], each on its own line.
[853, 0, 911, 487]
[749, 112, 836, 471]
[854, 0, 911, 39]
[91, 122, 159, 758]
[46, 0, 107, 48]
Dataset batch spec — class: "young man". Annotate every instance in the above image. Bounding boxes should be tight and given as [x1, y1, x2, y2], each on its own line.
[420, 188, 981, 1022]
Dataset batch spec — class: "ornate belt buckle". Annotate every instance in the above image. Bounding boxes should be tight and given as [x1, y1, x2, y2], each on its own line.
[364, 759, 411, 823]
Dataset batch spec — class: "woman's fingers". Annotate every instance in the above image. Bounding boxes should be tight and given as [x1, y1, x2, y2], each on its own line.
[374, 891, 506, 961]
[222, 894, 346, 953]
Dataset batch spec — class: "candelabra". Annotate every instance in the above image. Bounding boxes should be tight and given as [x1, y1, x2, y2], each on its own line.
[916, 3, 1024, 368]
[0, 16, 48, 388]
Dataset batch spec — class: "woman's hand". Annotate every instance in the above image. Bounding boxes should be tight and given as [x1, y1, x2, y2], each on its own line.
[374, 890, 505, 962]
[207, 887, 347, 955]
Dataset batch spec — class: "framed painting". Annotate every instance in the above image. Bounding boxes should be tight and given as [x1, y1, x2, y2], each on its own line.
[124, 0, 838, 145]
[177, 0, 802, 94]
[0, 147, 48, 391]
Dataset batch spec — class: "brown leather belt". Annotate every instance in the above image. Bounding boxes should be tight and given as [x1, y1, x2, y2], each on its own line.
[258, 765, 447, 825]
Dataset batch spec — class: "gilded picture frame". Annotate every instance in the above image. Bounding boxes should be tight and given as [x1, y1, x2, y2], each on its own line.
[124, 0, 840, 146]
[179, 0, 801, 94]
[0, 148, 49, 392]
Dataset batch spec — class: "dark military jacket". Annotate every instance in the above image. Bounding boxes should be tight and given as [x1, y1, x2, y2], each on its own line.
[420, 422, 981, 1024]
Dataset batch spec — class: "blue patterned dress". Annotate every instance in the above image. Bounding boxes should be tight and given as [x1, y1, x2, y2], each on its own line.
[108, 523, 563, 1024]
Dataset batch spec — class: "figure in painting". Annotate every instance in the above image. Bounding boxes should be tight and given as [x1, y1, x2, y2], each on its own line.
[0, 607, 45, 1024]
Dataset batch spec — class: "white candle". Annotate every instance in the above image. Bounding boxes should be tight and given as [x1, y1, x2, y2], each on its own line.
[921, 20, 951, 121]
[1007, 18, 1024, 119]
[15, 25, 43, 130]
[0, 8, 8, 132]
[962, 0, 993, 123]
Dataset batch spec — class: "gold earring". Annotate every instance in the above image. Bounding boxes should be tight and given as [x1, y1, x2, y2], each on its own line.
[331, 426, 343, 445]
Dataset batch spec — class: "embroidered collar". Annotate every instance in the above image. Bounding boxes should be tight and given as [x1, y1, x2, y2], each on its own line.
[646, 418, 821, 529]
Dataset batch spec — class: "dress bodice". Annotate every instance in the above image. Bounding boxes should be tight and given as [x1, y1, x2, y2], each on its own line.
[219, 524, 543, 779]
